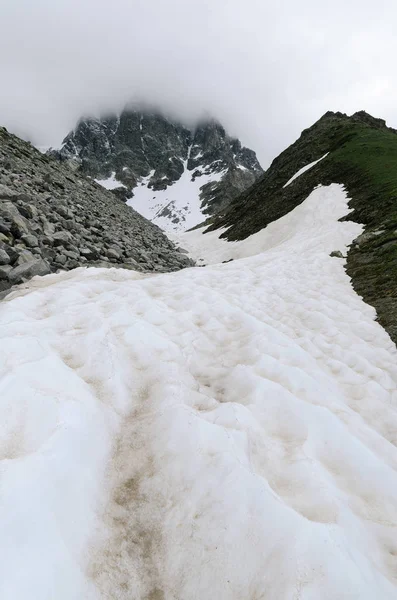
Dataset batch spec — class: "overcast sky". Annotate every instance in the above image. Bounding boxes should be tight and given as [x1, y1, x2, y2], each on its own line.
[0, 0, 396, 166]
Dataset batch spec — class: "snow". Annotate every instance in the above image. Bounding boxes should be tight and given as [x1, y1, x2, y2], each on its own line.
[283, 153, 329, 187]
[1, 184, 397, 599]
[173, 183, 342, 265]
[127, 165, 225, 233]
[95, 172, 126, 190]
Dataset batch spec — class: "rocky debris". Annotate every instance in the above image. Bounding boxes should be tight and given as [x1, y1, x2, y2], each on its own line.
[49, 108, 263, 225]
[0, 125, 194, 295]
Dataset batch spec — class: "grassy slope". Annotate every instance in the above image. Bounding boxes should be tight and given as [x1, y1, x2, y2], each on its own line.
[207, 113, 397, 343]
[331, 127, 397, 342]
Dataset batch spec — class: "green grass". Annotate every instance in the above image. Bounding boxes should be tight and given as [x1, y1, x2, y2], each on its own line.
[330, 127, 397, 216]
[326, 126, 397, 341]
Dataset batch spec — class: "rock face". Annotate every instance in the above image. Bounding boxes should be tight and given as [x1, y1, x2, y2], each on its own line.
[207, 110, 397, 344]
[0, 126, 194, 295]
[50, 109, 263, 232]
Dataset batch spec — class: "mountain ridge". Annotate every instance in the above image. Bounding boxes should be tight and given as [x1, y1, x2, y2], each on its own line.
[206, 109, 397, 343]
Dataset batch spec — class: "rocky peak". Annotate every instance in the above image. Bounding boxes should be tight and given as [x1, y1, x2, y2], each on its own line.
[50, 108, 263, 232]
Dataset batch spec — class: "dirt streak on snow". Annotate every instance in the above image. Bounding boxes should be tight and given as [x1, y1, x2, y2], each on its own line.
[1, 185, 397, 599]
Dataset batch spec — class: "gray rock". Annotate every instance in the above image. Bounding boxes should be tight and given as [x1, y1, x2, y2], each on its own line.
[18, 203, 38, 219]
[55, 204, 73, 219]
[16, 250, 35, 265]
[54, 254, 67, 265]
[65, 259, 79, 269]
[0, 184, 18, 200]
[0, 222, 10, 235]
[353, 230, 385, 246]
[1, 201, 20, 218]
[0, 264, 12, 279]
[105, 248, 122, 260]
[41, 247, 57, 261]
[330, 250, 344, 258]
[0, 244, 19, 265]
[80, 247, 99, 260]
[10, 214, 30, 238]
[123, 257, 140, 268]
[63, 250, 80, 260]
[8, 259, 51, 284]
[51, 230, 73, 246]
[40, 217, 56, 236]
[64, 219, 76, 231]
[21, 234, 39, 247]
[0, 249, 10, 265]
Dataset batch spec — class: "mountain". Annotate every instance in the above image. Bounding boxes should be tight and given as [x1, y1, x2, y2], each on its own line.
[204, 110, 397, 344]
[50, 109, 263, 232]
[0, 125, 193, 294]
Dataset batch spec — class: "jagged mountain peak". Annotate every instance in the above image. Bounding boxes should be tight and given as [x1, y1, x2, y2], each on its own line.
[50, 108, 263, 232]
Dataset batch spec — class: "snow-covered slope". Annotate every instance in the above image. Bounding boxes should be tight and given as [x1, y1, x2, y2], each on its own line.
[127, 163, 227, 232]
[1, 184, 397, 599]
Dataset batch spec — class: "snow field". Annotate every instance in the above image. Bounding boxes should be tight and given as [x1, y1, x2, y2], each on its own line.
[0, 185, 397, 598]
[95, 172, 126, 190]
[127, 166, 226, 233]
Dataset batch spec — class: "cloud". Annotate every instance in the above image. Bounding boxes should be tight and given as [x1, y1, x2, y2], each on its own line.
[0, 0, 396, 166]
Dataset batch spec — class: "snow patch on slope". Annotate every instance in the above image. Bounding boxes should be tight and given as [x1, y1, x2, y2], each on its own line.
[95, 172, 126, 190]
[1, 185, 397, 598]
[127, 167, 226, 233]
[174, 183, 342, 265]
[283, 153, 329, 187]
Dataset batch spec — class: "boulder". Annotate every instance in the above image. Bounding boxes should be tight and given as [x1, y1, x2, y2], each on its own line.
[51, 230, 73, 246]
[55, 204, 73, 219]
[8, 259, 51, 284]
[18, 203, 38, 219]
[80, 247, 99, 260]
[21, 234, 39, 247]
[0, 184, 18, 200]
[54, 254, 67, 265]
[0, 248, 10, 265]
[0, 222, 11, 235]
[0, 244, 19, 265]
[0, 264, 12, 280]
[10, 214, 30, 238]
[105, 248, 122, 260]
[16, 250, 35, 265]
[63, 250, 80, 260]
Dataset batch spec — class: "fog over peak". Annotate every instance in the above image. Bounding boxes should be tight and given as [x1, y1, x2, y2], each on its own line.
[1, 0, 396, 166]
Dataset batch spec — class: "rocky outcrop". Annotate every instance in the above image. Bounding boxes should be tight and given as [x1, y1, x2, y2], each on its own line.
[49, 109, 263, 231]
[0, 126, 194, 295]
